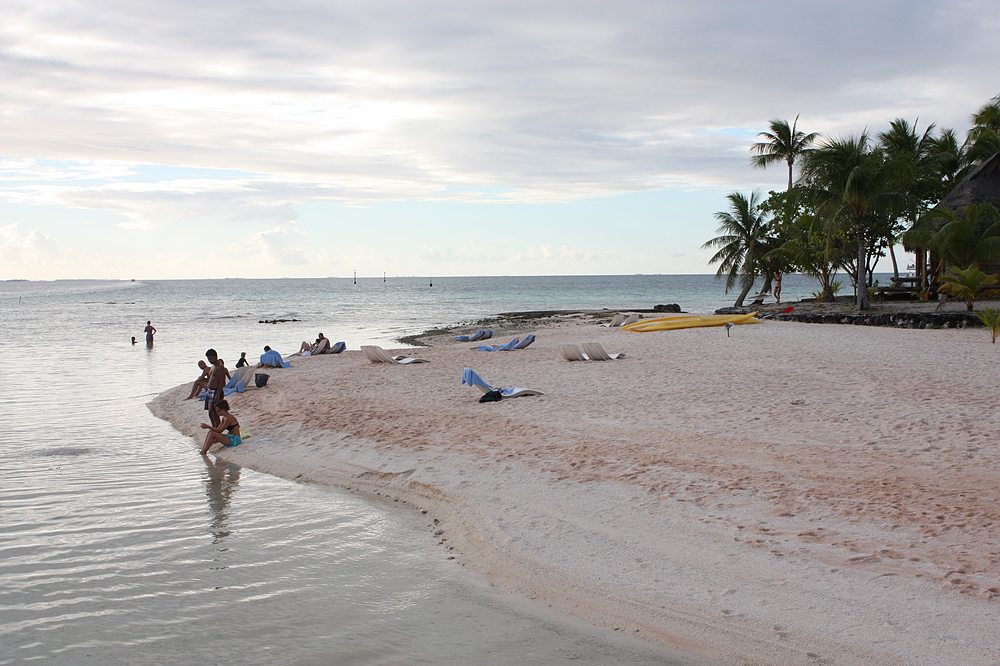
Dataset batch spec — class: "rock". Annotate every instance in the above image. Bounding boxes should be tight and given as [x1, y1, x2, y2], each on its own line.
[653, 303, 681, 312]
[714, 307, 748, 315]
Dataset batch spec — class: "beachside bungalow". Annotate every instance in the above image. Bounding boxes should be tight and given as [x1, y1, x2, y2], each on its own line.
[906, 153, 1000, 290]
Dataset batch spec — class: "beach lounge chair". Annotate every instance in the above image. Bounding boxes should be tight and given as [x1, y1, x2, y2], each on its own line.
[559, 344, 590, 362]
[453, 329, 494, 342]
[325, 341, 346, 354]
[223, 365, 256, 395]
[461, 368, 543, 399]
[748, 292, 771, 306]
[581, 342, 625, 360]
[360, 345, 429, 364]
[475, 338, 520, 351]
[621, 313, 640, 326]
[509, 334, 535, 349]
[601, 313, 625, 327]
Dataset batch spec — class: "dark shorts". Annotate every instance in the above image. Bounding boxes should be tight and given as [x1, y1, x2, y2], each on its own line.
[204, 388, 218, 412]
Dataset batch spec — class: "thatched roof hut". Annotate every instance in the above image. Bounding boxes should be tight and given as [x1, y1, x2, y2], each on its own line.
[936, 153, 1000, 211]
[910, 153, 1000, 287]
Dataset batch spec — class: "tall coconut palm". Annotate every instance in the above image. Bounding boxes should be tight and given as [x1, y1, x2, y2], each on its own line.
[751, 116, 819, 190]
[965, 95, 1000, 165]
[801, 133, 903, 310]
[703, 191, 772, 306]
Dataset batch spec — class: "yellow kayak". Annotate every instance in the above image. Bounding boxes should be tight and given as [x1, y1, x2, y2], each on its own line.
[622, 312, 761, 332]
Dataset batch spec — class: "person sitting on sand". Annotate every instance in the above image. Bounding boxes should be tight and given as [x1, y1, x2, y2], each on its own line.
[235, 352, 249, 368]
[298, 333, 328, 354]
[199, 399, 241, 455]
[257, 346, 286, 368]
[185, 360, 212, 400]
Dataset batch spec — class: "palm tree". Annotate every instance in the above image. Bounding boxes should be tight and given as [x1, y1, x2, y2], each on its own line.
[751, 116, 819, 190]
[965, 95, 1000, 165]
[801, 132, 903, 310]
[703, 191, 772, 306]
[937, 264, 1000, 311]
[902, 203, 1000, 273]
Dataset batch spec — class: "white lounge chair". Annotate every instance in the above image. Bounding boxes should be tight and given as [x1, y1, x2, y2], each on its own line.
[601, 313, 624, 327]
[560, 344, 590, 362]
[621, 313, 639, 326]
[581, 342, 625, 360]
[360, 345, 429, 364]
[461, 368, 542, 399]
[223, 365, 256, 394]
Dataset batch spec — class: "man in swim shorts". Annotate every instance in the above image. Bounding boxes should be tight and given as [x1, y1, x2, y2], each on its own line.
[144, 320, 156, 344]
[204, 348, 226, 428]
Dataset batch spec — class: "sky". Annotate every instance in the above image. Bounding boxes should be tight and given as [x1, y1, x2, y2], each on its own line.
[1, 0, 998, 280]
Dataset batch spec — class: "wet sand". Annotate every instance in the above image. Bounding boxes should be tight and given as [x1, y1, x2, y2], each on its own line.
[151, 315, 1000, 665]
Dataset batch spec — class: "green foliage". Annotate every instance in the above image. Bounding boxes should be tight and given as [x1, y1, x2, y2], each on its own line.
[902, 203, 1000, 272]
[937, 264, 1000, 311]
[975, 307, 1000, 343]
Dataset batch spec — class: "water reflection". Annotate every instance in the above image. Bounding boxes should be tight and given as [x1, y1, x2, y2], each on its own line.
[203, 457, 241, 543]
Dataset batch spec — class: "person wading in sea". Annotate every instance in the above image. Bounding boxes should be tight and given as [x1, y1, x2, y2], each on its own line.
[144, 320, 157, 345]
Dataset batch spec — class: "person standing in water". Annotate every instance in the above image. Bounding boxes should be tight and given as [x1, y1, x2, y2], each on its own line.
[199, 399, 241, 455]
[144, 321, 157, 345]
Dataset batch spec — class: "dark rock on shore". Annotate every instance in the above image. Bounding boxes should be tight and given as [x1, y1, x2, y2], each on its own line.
[772, 311, 980, 329]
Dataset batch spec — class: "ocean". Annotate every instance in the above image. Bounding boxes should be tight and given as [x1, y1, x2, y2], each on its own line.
[0, 274, 845, 665]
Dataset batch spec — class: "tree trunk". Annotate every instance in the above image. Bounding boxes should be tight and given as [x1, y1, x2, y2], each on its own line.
[856, 218, 871, 310]
[889, 244, 899, 279]
[734, 281, 754, 307]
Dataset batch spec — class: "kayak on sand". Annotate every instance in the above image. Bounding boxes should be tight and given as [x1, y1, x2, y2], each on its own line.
[622, 313, 762, 332]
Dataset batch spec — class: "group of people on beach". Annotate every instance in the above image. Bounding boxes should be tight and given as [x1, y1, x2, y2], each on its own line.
[193, 348, 242, 456]
[181, 333, 331, 455]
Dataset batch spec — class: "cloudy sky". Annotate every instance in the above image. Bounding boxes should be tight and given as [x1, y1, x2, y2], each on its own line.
[1, 0, 997, 279]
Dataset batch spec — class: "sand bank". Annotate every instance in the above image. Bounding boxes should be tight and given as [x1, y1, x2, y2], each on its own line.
[150, 316, 1000, 665]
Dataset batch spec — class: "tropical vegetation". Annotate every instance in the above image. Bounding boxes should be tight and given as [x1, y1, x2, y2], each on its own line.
[706, 94, 1000, 310]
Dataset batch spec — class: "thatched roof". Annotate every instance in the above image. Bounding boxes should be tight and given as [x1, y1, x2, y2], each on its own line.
[936, 153, 1000, 211]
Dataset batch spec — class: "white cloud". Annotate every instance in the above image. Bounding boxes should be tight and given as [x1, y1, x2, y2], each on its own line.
[0, 0, 997, 278]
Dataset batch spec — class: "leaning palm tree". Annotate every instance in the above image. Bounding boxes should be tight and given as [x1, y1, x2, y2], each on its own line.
[703, 191, 772, 306]
[751, 116, 819, 190]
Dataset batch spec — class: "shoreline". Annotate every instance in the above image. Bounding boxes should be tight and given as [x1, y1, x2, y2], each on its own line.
[150, 313, 1000, 665]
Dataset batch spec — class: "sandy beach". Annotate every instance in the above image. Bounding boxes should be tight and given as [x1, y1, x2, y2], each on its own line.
[150, 315, 1000, 665]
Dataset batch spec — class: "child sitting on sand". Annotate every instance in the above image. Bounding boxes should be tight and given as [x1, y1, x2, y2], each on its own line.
[199, 399, 241, 455]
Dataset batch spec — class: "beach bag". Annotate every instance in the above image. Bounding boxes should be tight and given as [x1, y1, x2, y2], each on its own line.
[254, 373, 270, 388]
[478, 390, 502, 403]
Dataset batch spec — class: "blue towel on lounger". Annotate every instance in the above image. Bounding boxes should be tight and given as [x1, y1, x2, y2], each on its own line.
[259, 350, 290, 368]
[510, 334, 535, 349]
[476, 338, 519, 351]
[461, 368, 492, 390]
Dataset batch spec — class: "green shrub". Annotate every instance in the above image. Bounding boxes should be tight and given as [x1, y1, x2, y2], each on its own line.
[975, 307, 1000, 343]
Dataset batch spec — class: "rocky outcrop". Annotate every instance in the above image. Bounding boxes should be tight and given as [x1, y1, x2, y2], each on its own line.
[772, 312, 980, 329]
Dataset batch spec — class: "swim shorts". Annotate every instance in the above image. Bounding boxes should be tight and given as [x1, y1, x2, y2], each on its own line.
[204, 388, 217, 412]
[226, 435, 241, 447]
